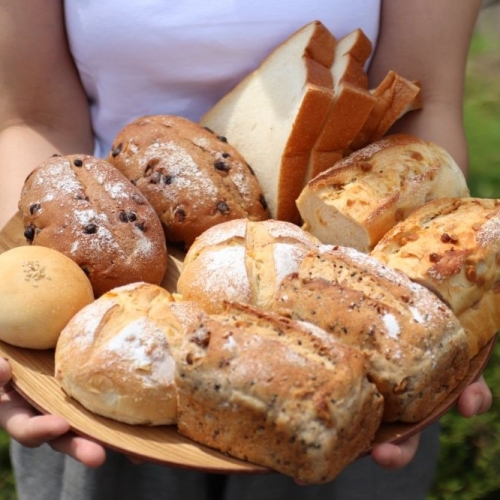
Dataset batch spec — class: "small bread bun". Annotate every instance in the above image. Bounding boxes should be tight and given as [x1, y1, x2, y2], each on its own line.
[55, 282, 205, 425]
[19, 154, 168, 297]
[270, 245, 469, 422]
[371, 197, 500, 358]
[108, 115, 270, 248]
[296, 134, 469, 252]
[176, 302, 383, 484]
[177, 218, 321, 313]
[0, 246, 94, 349]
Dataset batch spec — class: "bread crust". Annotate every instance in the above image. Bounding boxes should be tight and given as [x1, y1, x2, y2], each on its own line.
[55, 283, 205, 425]
[297, 134, 469, 252]
[371, 197, 500, 358]
[19, 154, 168, 296]
[270, 245, 470, 422]
[177, 219, 321, 313]
[108, 115, 269, 248]
[175, 303, 383, 483]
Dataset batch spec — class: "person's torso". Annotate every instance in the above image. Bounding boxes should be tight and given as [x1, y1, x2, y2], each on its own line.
[64, 0, 381, 156]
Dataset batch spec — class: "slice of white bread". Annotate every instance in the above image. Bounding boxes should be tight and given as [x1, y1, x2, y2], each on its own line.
[296, 134, 469, 253]
[200, 21, 337, 224]
[305, 30, 376, 180]
[350, 72, 422, 151]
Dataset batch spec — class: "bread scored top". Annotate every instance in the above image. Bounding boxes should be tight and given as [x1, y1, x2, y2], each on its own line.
[296, 134, 469, 253]
[200, 21, 336, 224]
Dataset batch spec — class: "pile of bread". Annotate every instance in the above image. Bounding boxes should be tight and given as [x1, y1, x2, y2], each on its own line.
[0, 20, 499, 485]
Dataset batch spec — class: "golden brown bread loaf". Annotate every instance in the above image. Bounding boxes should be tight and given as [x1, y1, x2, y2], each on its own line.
[371, 197, 500, 358]
[270, 245, 470, 422]
[177, 218, 321, 313]
[296, 134, 469, 253]
[107, 115, 269, 248]
[19, 154, 168, 297]
[175, 302, 383, 484]
[55, 282, 205, 425]
[0, 246, 94, 349]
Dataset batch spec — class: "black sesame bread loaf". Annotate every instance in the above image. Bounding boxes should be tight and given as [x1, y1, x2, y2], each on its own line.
[107, 115, 270, 248]
[270, 245, 470, 422]
[371, 197, 500, 359]
[19, 154, 168, 296]
[177, 218, 321, 313]
[175, 302, 383, 484]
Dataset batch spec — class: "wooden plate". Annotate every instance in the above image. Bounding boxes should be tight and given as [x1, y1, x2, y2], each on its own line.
[0, 213, 495, 473]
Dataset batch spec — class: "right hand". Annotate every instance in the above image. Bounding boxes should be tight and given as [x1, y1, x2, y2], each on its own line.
[0, 356, 106, 467]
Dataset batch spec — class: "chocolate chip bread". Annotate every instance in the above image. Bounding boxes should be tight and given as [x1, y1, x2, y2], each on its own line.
[108, 115, 270, 248]
[19, 154, 168, 296]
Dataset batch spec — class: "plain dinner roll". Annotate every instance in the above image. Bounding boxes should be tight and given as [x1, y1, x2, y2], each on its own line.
[0, 246, 94, 349]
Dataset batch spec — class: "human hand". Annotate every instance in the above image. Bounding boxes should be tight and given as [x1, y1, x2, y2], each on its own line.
[0, 356, 106, 467]
[370, 375, 493, 470]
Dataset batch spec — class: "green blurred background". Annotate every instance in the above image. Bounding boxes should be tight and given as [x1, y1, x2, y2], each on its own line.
[1, 4, 499, 499]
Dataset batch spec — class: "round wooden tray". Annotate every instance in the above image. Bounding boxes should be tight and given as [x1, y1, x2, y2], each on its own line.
[0, 213, 495, 473]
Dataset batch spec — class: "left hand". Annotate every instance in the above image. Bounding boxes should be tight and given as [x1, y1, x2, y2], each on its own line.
[371, 375, 493, 469]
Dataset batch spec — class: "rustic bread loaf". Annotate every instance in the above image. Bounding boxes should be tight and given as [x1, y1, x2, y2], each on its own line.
[19, 154, 168, 297]
[55, 282, 205, 425]
[270, 245, 469, 422]
[371, 197, 500, 358]
[177, 218, 321, 313]
[296, 134, 469, 252]
[0, 246, 94, 349]
[108, 115, 269, 248]
[175, 302, 383, 484]
[200, 21, 337, 224]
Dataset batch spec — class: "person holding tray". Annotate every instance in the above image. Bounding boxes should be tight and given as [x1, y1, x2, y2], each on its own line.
[0, 1, 492, 499]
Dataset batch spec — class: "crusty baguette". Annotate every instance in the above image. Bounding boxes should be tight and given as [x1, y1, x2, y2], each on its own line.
[371, 197, 500, 358]
[306, 29, 376, 180]
[296, 134, 469, 252]
[175, 302, 383, 483]
[177, 218, 320, 313]
[270, 245, 470, 422]
[200, 21, 336, 224]
[350, 71, 422, 151]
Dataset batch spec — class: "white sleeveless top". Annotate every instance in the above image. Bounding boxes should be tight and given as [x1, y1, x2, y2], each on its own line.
[64, 1, 380, 157]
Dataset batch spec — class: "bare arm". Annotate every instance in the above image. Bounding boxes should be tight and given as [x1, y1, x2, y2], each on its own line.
[0, 0, 94, 228]
[368, 0, 482, 173]
[368, 0, 492, 469]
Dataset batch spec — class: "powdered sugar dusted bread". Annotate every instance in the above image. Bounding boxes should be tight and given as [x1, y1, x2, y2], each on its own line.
[55, 282, 205, 425]
[371, 197, 500, 358]
[270, 245, 469, 422]
[19, 154, 168, 296]
[297, 134, 469, 252]
[108, 115, 269, 248]
[175, 302, 383, 483]
[176, 219, 321, 313]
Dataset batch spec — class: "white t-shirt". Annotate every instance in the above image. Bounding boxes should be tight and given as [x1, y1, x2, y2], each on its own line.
[64, 1, 381, 157]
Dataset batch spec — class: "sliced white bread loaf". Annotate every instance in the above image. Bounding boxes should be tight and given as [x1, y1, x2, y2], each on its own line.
[296, 134, 469, 253]
[306, 29, 376, 180]
[350, 72, 422, 151]
[200, 21, 336, 224]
